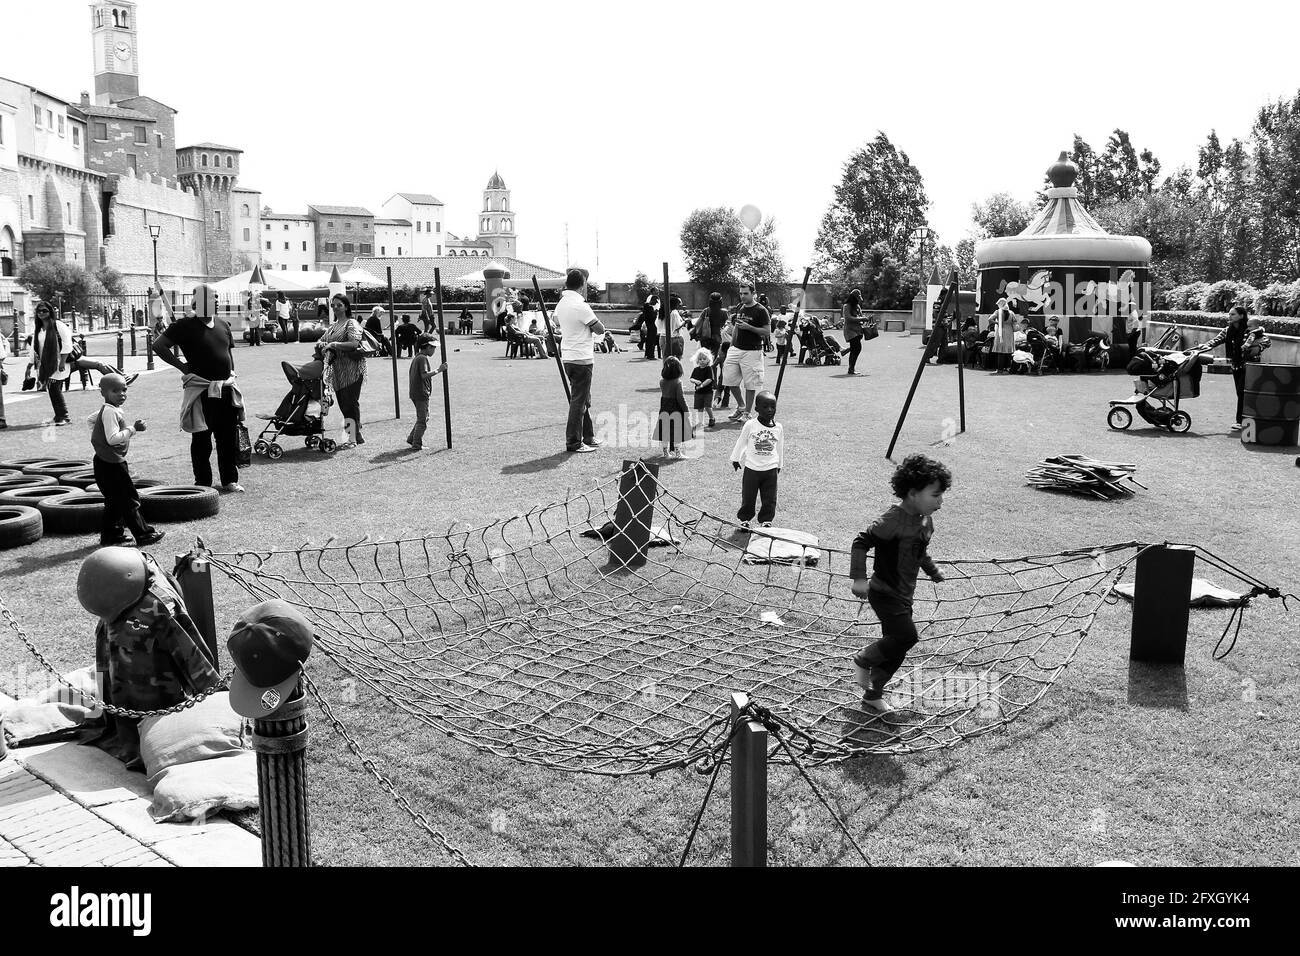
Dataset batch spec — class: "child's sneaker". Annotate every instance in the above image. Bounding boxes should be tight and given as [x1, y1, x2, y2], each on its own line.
[135, 529, 166, 548]
[739, 520, 751, 530]
[760, 521, 772, 528]
[861, 695, 894, 714]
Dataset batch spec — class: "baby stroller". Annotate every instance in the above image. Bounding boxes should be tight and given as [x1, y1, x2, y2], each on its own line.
[253, 359, 337, 458]
[799, 319, 843, 366]
[1070, 334, 1112, 372]
[1107, 348, 1213, 433]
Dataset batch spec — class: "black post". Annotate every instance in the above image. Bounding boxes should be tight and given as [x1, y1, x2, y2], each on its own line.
[730, 691, 767, 868]
[433, 268, 453, 450]
[387, 267, 400, 420]
[774, 267, 812, 400]
[608, 459, 659, 568]
[660, 262, 670, 359]
[885, 272, 955, 460]
[1130, 546, 1194, 664]
[116, 331, 124, 371]
[532, 276, 570, 402]
[151, 239, 159, 296]
[145, 330, 154, 370]
[130, 324, 137, 357]
[252, 684, 311, 867]
[956, 279, 967, 433]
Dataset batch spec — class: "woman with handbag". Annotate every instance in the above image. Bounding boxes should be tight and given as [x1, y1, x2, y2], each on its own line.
[842, 289, 868, 376]
[320, 294, 367, 448]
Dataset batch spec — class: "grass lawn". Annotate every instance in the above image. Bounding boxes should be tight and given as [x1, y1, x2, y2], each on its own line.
[2, 330, 1297, 866]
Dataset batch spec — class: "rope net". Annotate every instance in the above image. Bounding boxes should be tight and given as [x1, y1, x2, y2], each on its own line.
[201, 464, 1185, 776]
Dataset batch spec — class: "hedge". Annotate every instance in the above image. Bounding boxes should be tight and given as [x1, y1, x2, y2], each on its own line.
[1161, 278, 1300, 317]
[1148, 311, 1300, 336]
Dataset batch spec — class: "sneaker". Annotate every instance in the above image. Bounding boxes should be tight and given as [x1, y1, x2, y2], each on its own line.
[135, 529, 166, 547]
[54, 418, 71, 426]
[739, 520, 751, 530]
[861, 695, 894, 715]
[567, 444, 597, 454]
[585, 438, 603, 448]
[100, 534, 132, 547]
[410, 443, 423, 450]
[1229, 423, 1244, 433]
[727, 409, 746, 422]
[760, 521, 772, 528]
[219, 482, 246, 493]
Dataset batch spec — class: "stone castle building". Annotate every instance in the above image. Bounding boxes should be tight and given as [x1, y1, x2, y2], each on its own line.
[0, 0, 258, 297]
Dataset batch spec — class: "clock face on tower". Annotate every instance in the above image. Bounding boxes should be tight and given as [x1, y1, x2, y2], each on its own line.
[114, 41, 131, 61]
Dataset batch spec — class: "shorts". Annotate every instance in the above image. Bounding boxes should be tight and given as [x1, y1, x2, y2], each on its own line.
[721, 347, 765, 390]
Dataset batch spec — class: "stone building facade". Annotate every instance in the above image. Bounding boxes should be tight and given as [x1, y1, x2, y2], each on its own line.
[309, 205, 374, 268]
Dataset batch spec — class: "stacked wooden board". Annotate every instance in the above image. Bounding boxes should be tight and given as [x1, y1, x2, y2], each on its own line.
[1024, 455, 1146, 499]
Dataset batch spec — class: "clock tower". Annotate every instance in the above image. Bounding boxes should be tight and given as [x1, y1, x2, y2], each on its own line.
[91, 2, 140, 105]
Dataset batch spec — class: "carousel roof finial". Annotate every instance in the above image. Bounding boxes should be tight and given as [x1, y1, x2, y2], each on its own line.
[1047, 151, 1079, 190]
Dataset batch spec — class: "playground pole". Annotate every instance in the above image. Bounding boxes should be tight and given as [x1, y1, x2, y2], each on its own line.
[388, 268, 400, 420]
[433, 268, 453, 450]
[532, 276, 570, 402]
[774, 266, 812, 400]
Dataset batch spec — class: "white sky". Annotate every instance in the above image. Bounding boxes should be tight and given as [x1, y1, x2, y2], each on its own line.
[6, 0, 1299, 280]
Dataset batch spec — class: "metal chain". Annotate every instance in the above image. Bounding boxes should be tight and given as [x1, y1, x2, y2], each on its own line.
[303, 672, 474, 867]
[0, 596, 231, 720]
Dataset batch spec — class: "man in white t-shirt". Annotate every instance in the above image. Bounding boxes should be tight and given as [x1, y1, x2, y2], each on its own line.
[553, 269, 606, 453]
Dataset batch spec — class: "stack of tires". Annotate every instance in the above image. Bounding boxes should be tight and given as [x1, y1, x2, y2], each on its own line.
[0, 459, 220, 546]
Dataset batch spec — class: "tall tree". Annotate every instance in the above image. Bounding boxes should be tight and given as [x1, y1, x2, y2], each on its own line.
[679, 207, 786, 286]
[970, 192, 1033, 237]
[812, 132, 929, 279]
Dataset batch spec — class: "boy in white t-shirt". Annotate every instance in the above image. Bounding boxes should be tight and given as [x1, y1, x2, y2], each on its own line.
[730, 390, 783, 529]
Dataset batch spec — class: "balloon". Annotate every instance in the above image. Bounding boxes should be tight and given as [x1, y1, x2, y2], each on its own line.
[739, 204, 762, 231]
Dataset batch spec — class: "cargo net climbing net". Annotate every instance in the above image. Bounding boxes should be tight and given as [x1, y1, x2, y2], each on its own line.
[201, 464, 1286, 780]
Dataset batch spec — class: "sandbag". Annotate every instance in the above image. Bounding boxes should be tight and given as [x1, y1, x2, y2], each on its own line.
[149, 750, 258, 823]
[138, 690, 246, 783]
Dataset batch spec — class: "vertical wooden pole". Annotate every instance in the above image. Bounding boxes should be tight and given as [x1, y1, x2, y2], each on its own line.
[730, 691, 767, 868]
[173, 550, 219, 667]
[387, 267, 400, 420]
[252, 684, 311, 867]
[1130, 545, 1194, 664]
[433, 268, 453, 450]
[145, 330, 155, 370]
[660, 262, 670, 360]
[774, 267, 812, 400]
[532, 276, 570, 402]
[608, 459, 659, 568]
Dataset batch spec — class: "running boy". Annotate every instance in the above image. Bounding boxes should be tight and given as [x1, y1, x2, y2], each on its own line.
[730, 390, 783, 529]
[90, 373, 164, 547]
[406, 335, 447, 450]
[849, 454, 951, 713]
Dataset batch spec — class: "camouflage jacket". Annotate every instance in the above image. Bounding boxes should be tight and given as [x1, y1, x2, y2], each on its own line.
[94, 555, 221, 714]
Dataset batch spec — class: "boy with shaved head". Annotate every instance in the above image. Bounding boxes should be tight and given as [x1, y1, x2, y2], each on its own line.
[91, 373, 164, 548]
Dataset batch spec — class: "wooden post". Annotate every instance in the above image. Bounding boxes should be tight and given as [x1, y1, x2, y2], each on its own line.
[252, 684, 311, 867]
[387, 267, 400, 420]
[173, 550, 219, 667]
[433, 268, 453, 450]
[730, 691, 767, 868]
[774, 267, 812, 399]
[885, 270, 956, 460]
[1130, 545, 1194, 664]
[531, 276, 570, 402]
[608, 459, 659, 568]
[660, 262, 670, 360]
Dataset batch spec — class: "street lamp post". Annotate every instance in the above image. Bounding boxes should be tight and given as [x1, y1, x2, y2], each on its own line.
[911, 226, 932, 338]
[148, 224, 162, 308]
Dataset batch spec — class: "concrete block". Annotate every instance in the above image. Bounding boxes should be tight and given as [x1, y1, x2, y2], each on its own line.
[20, 743, 152, 806]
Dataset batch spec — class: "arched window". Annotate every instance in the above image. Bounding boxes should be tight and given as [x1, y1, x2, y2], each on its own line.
[226, 156, 233, 168]
[95, 9, 103, 27]
[1, 226, 16, 277]
[481, 217, 489, 232]
[120, 9, 128, 27]
[201, 154, 208, 167]
[241, 204, 250, 216]
[502, 198, 508, 212]
[484, 198, 489, 212]
[112, 9, 119, 27]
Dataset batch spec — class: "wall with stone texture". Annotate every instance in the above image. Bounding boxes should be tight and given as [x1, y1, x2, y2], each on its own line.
[103, 172, 205, 290]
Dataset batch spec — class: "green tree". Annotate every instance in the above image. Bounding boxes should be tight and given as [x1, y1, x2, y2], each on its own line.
[93, 265, 127, 296]
[812, 131, 929, 278]
[628, 271, 655, 304]
[18, 258, 100, 314]
[680, 207, 747, 286]
[954, 237, 978, 286]
[836, 242, 918, 310]
[971, 192, 1033, 237]
[679, 207, 787, 287]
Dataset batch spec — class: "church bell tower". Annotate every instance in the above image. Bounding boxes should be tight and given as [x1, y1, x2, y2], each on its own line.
[91, 1, 141, 105]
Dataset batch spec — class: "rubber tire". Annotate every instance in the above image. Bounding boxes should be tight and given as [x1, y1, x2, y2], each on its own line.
[138, 485, 220, 523]
[0, 505, 43, 549]
[268, 443, 284, 460]
[83, 478, 164, 494]
[0, 458, 60, 472]
[254, 439, 269, 455]
[1107, 407, 1133, 430]
[0, 474, 58, 492]
[22, 459, 92, 479]
[0, 485, 82, 508]
[38, 492, 107, 535]
[1169, 411, 1192, 433]
[320, 439, 336, 453]
[59, 468, 100, 488]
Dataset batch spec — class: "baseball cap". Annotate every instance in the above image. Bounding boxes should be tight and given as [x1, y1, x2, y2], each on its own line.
[226, 600, 314, 718]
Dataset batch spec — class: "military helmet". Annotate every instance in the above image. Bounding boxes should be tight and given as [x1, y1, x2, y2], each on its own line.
[77, 547, 149, 620]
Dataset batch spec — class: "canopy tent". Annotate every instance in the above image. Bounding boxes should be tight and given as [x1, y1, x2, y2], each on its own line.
[340, 267, 385, 286]
[210, 269, 311, 293]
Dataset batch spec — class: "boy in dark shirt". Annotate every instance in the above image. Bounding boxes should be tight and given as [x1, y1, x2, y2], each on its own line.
[406, 335, 447, 450]
[849, 454, 951, 713]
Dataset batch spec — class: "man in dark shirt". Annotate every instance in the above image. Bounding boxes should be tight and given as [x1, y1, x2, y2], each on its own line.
[152, 284, 244, 493]
[720, 281, 770, 421]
